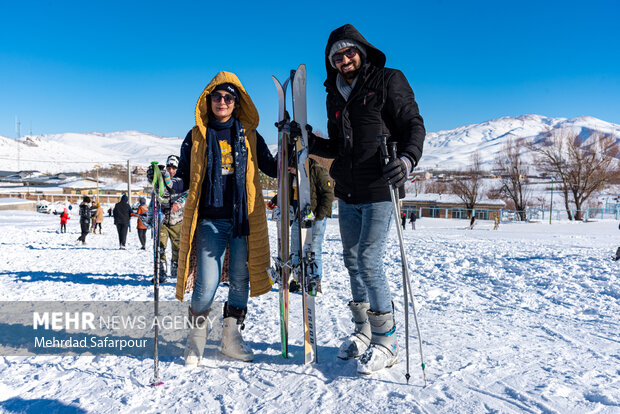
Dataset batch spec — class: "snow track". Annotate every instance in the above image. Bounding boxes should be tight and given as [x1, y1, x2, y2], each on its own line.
[0, 211, 618, 413]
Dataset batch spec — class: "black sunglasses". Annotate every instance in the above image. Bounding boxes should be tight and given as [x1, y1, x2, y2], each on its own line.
[332, 47, 358, 65]
[210, 92, 235, 105]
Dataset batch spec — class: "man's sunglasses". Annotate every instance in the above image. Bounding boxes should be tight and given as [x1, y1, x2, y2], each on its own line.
[210, 93, 236, 105]
[332, 47, 358, 65]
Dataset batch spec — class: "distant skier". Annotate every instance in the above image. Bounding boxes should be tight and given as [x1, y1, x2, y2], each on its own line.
[410, 211, 417, 230]
[132, 197, 148, 250]
[173, 73, 277, 366]
[493, 215, 500, 230]
[90, 201, 98, 233]
[113, 194, 132, 249]
[93, 202, 104, 234]
[76, 196, 93, 245]
[308, 24, 425, 374]
[614, 224, 620, 261]
[60, 208, 70, 233]
[401, 212, 407, 230]
[469, 215, 476, 230]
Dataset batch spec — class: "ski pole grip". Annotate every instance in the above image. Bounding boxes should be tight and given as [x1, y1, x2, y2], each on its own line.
[389, 142, 398, 163]
[378, 135, 389, 163]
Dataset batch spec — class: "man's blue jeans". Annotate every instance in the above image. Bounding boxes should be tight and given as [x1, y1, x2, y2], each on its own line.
[191, 218, 249, 314]
[291, 218, 327, 279]
[338, 200, 393, 314]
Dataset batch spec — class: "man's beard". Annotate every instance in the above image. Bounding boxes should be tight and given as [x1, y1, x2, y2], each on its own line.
[340, 67, 360, 80]
[339, 61, 361, 80]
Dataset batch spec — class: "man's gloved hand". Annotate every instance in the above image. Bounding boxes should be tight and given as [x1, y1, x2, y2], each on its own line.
[289, 121, 302, 141]
[382, 157, 408, 188]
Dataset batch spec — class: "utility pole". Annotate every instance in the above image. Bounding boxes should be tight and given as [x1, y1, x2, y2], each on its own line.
[127, 160, 132, 207]
[549, 178, 554, 225]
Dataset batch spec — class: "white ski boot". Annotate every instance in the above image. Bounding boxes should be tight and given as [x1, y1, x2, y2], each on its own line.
[337, 301, 371, 359]
[357, 311, 398, 374]
[183, 307, 210, 367]
[220, 303, 254, 362]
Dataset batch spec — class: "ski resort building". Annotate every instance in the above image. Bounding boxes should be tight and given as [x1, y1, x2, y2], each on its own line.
[401, 193, 506, 220]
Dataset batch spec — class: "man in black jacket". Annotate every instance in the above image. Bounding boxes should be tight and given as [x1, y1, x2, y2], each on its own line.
[113, 194, 133, 249]
[310, 24, 425, 374]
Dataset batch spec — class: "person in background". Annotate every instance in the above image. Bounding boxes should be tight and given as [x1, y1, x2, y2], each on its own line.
[90, 201, 98, 233]
[288, 157, 335, 293]
[410, 211, 417, 230]
[469, 215, 476, 230]
[60, 208, 70, 233]
[113, 194, 133, 249]
[132, 197, 148, 250]
[158, 155, 185, 282]
[77, 196, 93, 245]
[94, 202, 104, 234]
[401, 212, 407, 230]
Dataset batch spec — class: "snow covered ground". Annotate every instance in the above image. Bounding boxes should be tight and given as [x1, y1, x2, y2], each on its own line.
[0, 211, 619, 413]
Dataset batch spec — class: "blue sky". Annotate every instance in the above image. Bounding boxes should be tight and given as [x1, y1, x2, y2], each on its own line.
[1, 0, 619, 145]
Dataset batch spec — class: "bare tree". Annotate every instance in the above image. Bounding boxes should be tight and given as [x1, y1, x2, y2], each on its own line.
[494, 138, 531, 221]
[565, 132, 619, 219]
[423, 180, 450, 194]
[451, 152, 483, 214]
[529, 129, 620, 220]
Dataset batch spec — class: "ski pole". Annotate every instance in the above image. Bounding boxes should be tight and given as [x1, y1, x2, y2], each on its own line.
[378, 136, 427, 386]
[150, 162, 164, 387]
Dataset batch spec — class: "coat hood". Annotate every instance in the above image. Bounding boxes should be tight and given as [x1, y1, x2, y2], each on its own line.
[324, 24, 386, 77]
[195, 71, 259, 139]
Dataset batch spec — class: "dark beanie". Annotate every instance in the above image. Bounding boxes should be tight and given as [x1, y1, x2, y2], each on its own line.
[212, 83, 239, 101]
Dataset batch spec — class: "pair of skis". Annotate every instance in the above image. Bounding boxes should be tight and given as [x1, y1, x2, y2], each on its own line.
[269, 64, 319, 364]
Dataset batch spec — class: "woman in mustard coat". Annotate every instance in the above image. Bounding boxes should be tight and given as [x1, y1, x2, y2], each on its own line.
[175, 72, 277, 366]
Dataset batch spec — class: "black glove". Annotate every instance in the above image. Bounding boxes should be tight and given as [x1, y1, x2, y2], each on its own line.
[146, 164, 165, 183]
[382, 158, 408, 188]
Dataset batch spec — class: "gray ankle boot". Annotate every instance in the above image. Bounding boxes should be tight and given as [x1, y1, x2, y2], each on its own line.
[184, 307, 210, 367]
[357, 310, 398, 374]
[220, 302, 253, 362]
[337, 301, 371, 359]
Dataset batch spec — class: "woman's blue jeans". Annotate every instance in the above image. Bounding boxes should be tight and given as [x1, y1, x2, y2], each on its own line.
[338, 200, 393, 314]
[190, 218, 249, 314]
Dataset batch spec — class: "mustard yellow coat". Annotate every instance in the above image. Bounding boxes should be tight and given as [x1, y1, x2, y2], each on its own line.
[175, 71, 272, 302]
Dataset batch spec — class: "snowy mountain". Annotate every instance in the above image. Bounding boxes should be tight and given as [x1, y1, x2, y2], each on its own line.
[1, 115, 618, 173]
[420, 114, 620, 171]
[0, 131, 183, 173]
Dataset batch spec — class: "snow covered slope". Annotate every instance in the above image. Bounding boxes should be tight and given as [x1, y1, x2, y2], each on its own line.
[0, 211, 618, 412]
[0, 131, 183, 173]
[421, 114, 620, 170]
[1, 115, 618, 173]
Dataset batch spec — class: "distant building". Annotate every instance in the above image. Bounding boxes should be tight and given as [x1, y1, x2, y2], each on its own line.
[401, 193, 506, 220]
[59, 178, 102, 195]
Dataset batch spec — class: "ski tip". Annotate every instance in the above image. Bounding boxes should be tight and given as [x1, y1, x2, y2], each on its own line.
[149, 381, 164, 387]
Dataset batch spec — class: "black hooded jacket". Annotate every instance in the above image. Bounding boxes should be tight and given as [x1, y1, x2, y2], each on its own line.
[113, 196, 133, 226]
[311, 24, 425, 203]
